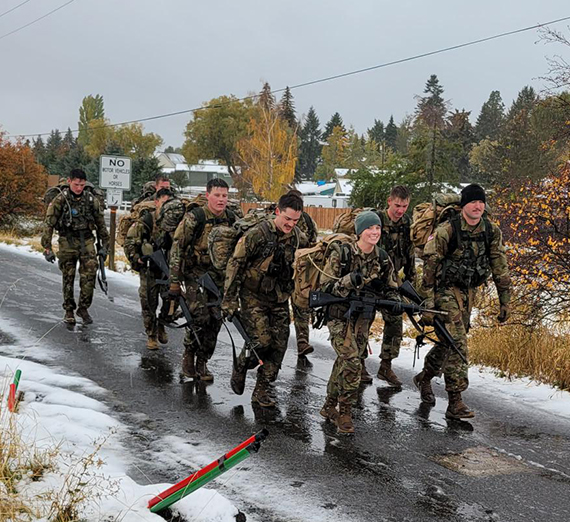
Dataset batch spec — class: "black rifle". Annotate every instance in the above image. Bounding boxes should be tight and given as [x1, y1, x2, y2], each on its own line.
[309, 290, 444, 321]
[398, 280, 468, 365]
[96, 242, 113, 302]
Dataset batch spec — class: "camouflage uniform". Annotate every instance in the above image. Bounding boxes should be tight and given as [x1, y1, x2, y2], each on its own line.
[41, 187, 109, 313]
[224, 220, 306, 392]
[124, 197, 184, 339]
[377, 210, 416, 361]
[170, 206, 236, 368]
[321, 243, 398, 406]
[420, 214, 511, 392]
[291, 211, 319, 354]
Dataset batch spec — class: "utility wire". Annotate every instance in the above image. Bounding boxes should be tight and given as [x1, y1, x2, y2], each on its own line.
[9, 14, 570, 139]
[0, 0, 33, 20]
[0, 0, 75, 42]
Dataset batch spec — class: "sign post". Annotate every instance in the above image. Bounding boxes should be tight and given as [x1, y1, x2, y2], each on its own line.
[100, 155, 131, 271]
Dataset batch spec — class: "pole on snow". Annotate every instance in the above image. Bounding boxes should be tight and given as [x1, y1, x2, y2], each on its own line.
[8, 369, 22, 412]
[148, 429, 268, 513]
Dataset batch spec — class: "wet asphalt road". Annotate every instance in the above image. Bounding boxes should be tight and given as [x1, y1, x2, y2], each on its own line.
[1, 245, 569, 522]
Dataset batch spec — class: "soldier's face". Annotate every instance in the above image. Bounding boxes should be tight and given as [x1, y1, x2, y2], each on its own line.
[206, 187, 229, 215]
[360, 224, 381, 246]
[387, 197, 409, 221]
[274, 207, 301, 234]
[156, 179, 170, 191]
[462, 200, 485, 222]
[68, 178, 86, 195]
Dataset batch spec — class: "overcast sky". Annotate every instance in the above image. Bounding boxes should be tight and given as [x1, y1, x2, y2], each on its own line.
[2, 0, 570, 148]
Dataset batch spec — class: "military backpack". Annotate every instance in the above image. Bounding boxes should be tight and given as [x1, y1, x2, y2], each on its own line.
[332, 207, 374, 235]
[116, 200, 157, 246]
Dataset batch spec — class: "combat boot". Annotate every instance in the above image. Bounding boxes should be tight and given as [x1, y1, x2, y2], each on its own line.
[157, 323, 168, 345]
[76, 307, 93, 325]
[196, 357, 213, 382]
[319, 396, 338, 422]
[297, 342, 314, 357]
[251, 377, 275, 408]
[146, 335, 159, 350]
[63, 310, 76, 325]
[446, 392, 475, 419]
[336, 402, 355, 434]
[377, 359, 402, 387]
[360, 362, 373, 384]
[181, 348, 196, 379]
[413, 370, 436, 405]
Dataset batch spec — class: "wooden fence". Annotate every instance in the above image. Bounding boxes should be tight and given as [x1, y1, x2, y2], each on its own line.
[240, 202, 348, 230]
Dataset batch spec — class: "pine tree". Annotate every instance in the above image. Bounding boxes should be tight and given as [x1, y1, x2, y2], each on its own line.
[278, 86, 297, 130]
[298, 106, 322, 179]
[507, 86, 538, 120]
[32, 136, 46, 165]
[367, 119, 384, 145]
[322, 112, 345, 140]
[44, 130, 64, 175]
[445, 109, 475, 182]
[258, 82, 275, 111]
[475, 91, 505, 141]
[385, 116, 398, 150]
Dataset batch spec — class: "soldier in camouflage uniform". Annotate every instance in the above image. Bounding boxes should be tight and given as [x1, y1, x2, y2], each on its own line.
[287, 190, 319, 357]
[414, 184, 511, 419]
[169, 179, 237, 382]
[41, 169, 110, 325]
[124, 188, 185, 349]
[221, 193, 307, 408]
[319, 211, 399, 434]
[373, 185, 416, 387]
[131, 173, 172, 206]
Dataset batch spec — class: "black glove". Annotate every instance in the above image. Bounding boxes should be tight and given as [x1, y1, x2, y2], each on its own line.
[388, 300, 403, 315]
[43, 250, 56, 263]
[97, 247, 108, 261]
[349, 271, 363, 289]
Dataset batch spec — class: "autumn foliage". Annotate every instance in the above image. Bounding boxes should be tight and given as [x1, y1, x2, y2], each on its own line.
[493, 163, 570, 325]
[0, 134, 47, 225]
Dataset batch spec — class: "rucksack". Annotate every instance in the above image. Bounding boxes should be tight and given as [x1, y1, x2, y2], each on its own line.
[208, 207, 275, 272]
[44, 179, 106, 210]
[332, 207, 374, 235]
[410, 194, 462, 254]
[116, 200, 156, 246]
[292, 233, 354, 309]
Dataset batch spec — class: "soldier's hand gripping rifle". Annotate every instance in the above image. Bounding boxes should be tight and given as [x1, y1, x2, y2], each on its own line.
[96, 241, 113, 302]
[398, 280, 468, 365]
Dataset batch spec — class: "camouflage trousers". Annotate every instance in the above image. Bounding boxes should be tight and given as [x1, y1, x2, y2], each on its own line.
[379, 308, 403, 360]
[236, 289, 290, 383]
[292, 301, 311, 351]
[138, 268, 170, 337]
[182, 278, 223, 360]
[326, 317, 371, 406]
[57, 235, 98, 311]
[424, 287, 471, 393]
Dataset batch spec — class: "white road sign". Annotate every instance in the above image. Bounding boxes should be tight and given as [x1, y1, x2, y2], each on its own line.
[100, 155, 132, 190]
[106, 188, 123, 208]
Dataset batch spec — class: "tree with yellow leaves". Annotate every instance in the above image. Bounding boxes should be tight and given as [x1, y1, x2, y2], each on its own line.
[237, 99, 297, 201]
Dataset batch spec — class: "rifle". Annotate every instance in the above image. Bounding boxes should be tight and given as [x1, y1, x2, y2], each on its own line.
[96, 242, 113, 302]
[309, 290, 445, 322]
[398, 280, 468, 365]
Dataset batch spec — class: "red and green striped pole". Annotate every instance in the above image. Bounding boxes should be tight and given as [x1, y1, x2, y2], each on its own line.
[148, 429, 268, 513]
[8, 369, 21, 412]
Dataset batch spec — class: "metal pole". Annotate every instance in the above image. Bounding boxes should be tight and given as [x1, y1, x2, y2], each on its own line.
[109, 207, 117, 271]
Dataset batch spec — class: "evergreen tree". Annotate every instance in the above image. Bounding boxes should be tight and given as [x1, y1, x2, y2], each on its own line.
[445, 109, 476, 182]
[367, 119, 384, 146]
[385, 116, 398, 150]
[507, 86, 538, 120]
[258, 82, 275, 111]
[298, 106, 322, 179]
[164, 145, 175, 153]
[44, 130, 64, 175]
[475, 90, 505, 141]
[32, 136, 46, 165]
[322, 112, 345, 140]
[278, 87, 297, 130]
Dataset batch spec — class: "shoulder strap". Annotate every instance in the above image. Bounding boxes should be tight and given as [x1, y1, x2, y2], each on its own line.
[303, 212, 316, 238]
[447, 214, 463, 255]
[190, 207, 207, 243]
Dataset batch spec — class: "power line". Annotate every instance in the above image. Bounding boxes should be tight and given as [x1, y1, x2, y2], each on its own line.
[0, 0, 34, 20]
[9, 14, 570, 139]
[0, 0, 75, 42]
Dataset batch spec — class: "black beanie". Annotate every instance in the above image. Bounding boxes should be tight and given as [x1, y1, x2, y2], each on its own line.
[460, 184, 486, 207]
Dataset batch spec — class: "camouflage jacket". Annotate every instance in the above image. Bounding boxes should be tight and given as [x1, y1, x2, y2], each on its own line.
[320, 242, 398, 300]
[170, 206, 234, 287]
[420, 214, 511, 305]
[377, 210, 415, 283]
[224, 219, 307, 304]
[296, 211, 318, 247]
[41, 188, 109, 250]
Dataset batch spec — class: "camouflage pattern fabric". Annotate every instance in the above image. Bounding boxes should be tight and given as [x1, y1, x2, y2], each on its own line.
[320, 242, 398, 405]
[292, 301, 311, 350]
[42, 190, 109, 312]
[139, 267, 171, 337]
[420, 214, 511, 392]
[379, 308, 403, 360]
[296, 211, 318, 247]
